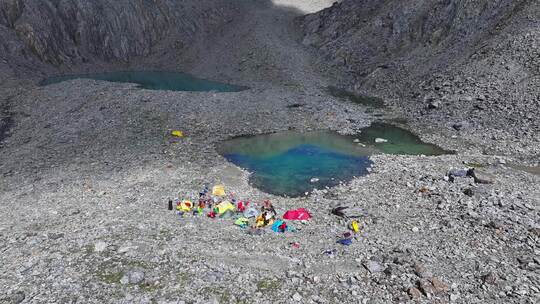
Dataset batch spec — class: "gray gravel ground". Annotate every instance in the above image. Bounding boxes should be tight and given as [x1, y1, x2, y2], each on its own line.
[0, 1, 538, 303]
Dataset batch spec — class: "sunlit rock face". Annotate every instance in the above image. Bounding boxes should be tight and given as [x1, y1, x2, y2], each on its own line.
[271, 0, 336, 14]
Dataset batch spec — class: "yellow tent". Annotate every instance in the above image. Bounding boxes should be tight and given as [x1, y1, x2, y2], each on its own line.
[351, 220, 360, 233]
[176, 200, 193, 212]
[212, 184, 226, 196]
[171, 130, 184, 137]
[215, 201, 235, 214]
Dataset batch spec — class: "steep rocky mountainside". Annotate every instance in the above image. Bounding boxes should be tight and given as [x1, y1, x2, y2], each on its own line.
[0, 0, 236, 69]
[301, 0, 540, 158]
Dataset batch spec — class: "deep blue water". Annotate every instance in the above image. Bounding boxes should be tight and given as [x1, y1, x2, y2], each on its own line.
[40, 71, 247, 92]
[223, 144, 373, 197]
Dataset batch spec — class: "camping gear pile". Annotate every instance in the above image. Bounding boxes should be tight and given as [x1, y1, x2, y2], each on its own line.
[169, 184, 313, 233]
[168, 184, 366, 244]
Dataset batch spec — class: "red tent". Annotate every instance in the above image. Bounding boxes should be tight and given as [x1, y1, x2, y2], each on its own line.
[283, 208, 311, 221]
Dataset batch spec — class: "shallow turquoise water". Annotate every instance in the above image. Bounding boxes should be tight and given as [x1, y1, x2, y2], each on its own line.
[40, 71, 247, 92]
[357, 122, 452, 156]
[218, 123, 451, 197]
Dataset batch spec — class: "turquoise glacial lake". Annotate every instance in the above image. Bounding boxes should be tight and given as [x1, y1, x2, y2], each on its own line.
[40, 71, 247, 92]
[218, 123, 451, 197]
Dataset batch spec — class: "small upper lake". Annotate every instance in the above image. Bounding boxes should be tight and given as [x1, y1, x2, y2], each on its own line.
[218, 123, 452, 197]
[326, 85, 385, 108]
[40, 71, 247, 92]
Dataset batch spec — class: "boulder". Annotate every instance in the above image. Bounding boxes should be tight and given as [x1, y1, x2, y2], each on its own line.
[408, 287, 422, 300]
[471, 169, 495, 184]
[363, 260, 385, 273]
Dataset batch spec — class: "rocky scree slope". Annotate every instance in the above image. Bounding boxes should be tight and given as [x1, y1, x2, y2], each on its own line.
[0, 0, 237, 70]
[301, 0, 540, 159]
